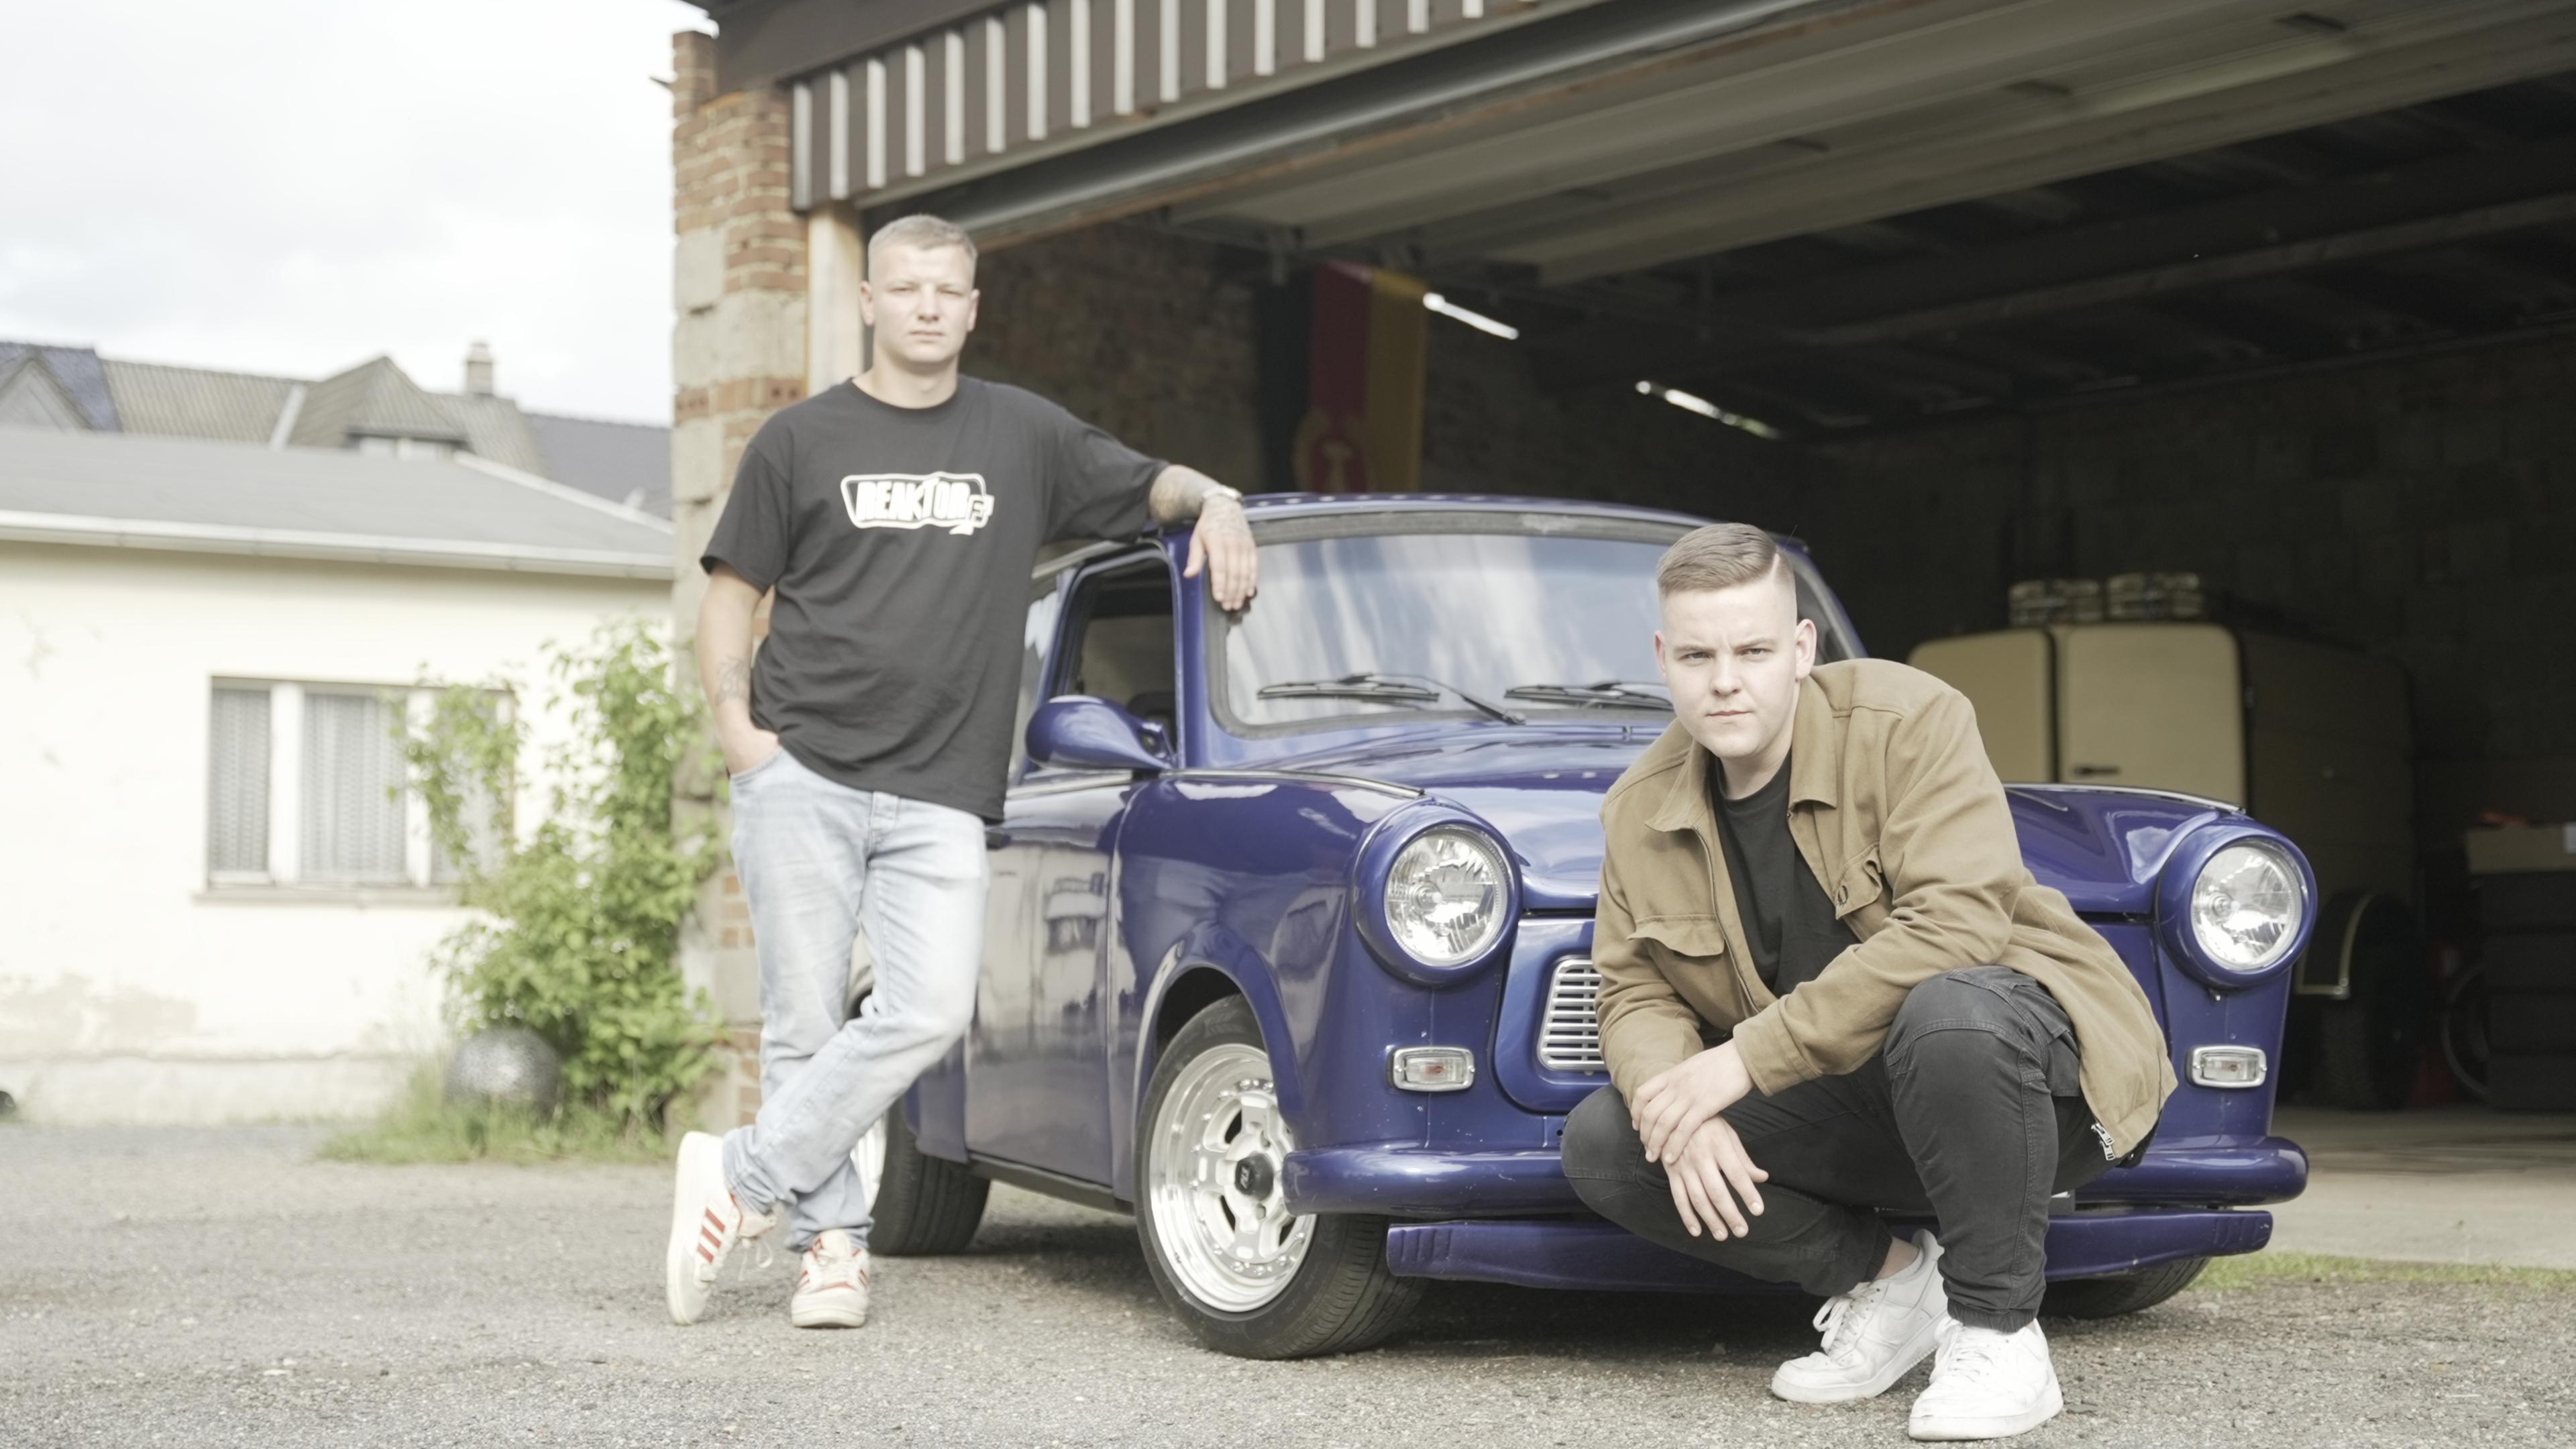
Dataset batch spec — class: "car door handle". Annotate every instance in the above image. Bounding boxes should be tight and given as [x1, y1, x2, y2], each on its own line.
[985, 827, 1012, 850]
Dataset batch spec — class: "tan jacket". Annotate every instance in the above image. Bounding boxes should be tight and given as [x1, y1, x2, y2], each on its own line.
[1593, 659, 2176, 1156]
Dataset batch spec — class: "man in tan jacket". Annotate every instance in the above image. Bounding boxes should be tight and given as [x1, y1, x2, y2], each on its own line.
[1561, 523, 2174, 1443]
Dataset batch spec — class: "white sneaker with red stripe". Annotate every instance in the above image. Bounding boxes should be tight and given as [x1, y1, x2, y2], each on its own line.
[665, 1130, 776, 1325]
[790, 1228, 871, 1329]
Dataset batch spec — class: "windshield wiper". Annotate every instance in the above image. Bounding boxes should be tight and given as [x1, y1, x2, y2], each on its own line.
[1503, 680, 1672, 711]
[1258, 672, 1525, 725]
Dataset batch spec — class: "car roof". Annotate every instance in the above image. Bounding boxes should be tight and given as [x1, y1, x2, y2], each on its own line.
[1168, 492, 1813, 553]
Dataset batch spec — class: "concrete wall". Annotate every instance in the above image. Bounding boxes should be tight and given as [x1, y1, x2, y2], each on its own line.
[0, 544, 665, 1124]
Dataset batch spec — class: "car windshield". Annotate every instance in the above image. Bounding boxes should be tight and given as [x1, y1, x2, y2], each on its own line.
[1214, 513, 1857, 735]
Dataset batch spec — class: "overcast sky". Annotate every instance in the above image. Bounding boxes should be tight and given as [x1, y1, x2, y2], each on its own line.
[1, 1, 710, 422]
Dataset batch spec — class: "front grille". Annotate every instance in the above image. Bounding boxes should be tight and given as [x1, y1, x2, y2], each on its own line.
[1539, 957, 1606, 1072]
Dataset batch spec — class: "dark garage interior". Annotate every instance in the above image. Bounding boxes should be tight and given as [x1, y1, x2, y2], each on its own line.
[715, 0, 2576, 1116]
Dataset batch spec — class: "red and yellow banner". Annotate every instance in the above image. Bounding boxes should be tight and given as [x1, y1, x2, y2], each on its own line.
[1293, 262, 1428, 494]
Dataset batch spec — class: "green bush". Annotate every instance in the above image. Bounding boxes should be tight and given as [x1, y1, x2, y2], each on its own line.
[319, 1062, 676, 1166]
[402, 621, 726, 1132]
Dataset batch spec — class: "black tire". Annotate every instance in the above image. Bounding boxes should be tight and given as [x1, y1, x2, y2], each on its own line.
[2440, 964, 2491, 1102]
[1134, 996, 1422, 1359]
[2042, 1257, 2208, 1319]
[2309, 894, 2430, 1110]
[841, 981, 989, 1255]
[866, 1097, 992, 1255]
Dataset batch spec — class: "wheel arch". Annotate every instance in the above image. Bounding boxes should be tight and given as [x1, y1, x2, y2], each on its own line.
[1119, 926, 1305, 1197]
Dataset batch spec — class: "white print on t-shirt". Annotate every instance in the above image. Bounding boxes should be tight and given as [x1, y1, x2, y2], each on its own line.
[839, 472, 996, 537]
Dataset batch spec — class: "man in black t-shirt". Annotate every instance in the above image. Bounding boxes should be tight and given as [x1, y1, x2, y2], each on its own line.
[664, 215, 1256, 1331]
[1710, 757, 1855, 999]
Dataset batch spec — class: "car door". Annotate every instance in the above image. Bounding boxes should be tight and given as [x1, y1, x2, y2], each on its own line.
[965, 550, 1175, 1185]
[910, 566, 1070, 1161]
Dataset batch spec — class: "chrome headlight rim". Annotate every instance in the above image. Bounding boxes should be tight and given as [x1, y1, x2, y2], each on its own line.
[2156, 825, 2316, 991]
[1352, 810, 1520, 987]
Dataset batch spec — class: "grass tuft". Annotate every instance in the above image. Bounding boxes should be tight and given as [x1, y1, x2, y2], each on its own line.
[2196, 1250, 2576, 1293]
[317, 1063, 680, 1167]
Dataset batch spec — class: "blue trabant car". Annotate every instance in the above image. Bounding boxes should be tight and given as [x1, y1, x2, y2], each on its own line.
[846, 494, 2312, 1359]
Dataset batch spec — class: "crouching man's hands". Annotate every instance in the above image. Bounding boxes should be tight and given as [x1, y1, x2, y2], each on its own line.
[1632, 1039, 1754, 1165]
[1665, 1115, 1769, 1240]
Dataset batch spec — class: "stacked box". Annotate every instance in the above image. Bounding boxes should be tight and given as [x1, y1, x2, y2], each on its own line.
[2469, 826, 2576, 1112]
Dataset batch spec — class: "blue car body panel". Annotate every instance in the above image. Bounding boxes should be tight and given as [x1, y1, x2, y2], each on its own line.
[906, 494, 2309, 1291]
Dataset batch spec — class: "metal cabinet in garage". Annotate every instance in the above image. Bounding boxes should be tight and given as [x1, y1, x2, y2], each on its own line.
[1913, 623, 2423, 1108]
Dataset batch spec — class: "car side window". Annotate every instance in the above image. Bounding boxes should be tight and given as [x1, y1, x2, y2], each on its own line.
[1053, 557, 1179, 740]
[1795, 572, 1852, 664]
[1008, 574, 1067, 782]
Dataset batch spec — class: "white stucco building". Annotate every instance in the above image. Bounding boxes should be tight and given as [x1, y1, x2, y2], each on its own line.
[0, 427, 672, 1124]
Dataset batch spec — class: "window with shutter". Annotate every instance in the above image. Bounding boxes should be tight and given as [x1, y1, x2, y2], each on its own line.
[300, 691, 409, 883]
[206, 687, 272, 879]
[429, 771, 507, 885]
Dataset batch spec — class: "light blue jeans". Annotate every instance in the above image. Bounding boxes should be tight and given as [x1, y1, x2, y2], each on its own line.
[719, 747, 988, 1250]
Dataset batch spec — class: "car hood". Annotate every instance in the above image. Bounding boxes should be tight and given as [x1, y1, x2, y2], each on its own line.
[1265, 727, 2232, 916]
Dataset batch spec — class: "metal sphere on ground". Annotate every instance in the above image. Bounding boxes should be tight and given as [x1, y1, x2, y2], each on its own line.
[443, 1026, 564, 1112]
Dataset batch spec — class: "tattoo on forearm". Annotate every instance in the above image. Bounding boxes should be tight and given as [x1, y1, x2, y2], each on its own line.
[714, 655, 751, 708]
[1149, 466, 1236, 523]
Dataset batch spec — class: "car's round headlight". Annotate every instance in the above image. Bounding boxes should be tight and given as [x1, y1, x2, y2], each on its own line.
[2190, 841, 2306, 974]
[1383, 826, 1509, 968]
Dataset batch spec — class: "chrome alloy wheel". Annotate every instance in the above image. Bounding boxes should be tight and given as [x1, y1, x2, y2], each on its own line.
[1146, 1041, 1316, 1311]
[851, 1114, 887, 1209]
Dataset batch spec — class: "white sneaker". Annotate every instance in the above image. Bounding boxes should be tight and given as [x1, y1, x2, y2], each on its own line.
[664, 1130, 776, 1325]
[790, 1229, 871, 1329]
[1770, 1230, 1949, 1404]
[1909, 1318, 2065, 1441]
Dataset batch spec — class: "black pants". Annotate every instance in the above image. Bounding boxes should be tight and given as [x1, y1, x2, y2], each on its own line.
[1560, 966, 2119, 1332]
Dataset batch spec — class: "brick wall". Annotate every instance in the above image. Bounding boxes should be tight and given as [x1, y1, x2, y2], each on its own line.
[963, 225, 1811, 517]
[669, 30, 808, 1129]
[669, 31, 806, 616]
[970, 225, 2576, 825]
[971, 225, 1267, 490]
[1790, 333, 2576, 829]
[1419, 316, 1813, 517]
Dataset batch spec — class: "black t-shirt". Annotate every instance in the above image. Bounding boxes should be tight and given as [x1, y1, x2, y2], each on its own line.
[1711, 755, 1856, 995]
[700, 378, 1163, 822]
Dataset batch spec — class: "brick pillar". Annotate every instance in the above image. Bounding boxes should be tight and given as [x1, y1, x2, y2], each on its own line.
[669, 29, 806, 1130]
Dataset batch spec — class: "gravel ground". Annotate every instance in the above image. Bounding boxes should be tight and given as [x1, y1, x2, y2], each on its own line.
[3, 1125, 2569, 1448]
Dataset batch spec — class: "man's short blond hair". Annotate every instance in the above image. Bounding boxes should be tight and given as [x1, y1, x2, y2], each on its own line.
[1656, 523, 1783, 598]
[867, 213, 977, 276]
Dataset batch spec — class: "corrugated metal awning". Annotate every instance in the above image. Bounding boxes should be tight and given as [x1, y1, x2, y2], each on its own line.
[777, 0, 1623, 215]
[722, 0, 2576, 437]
